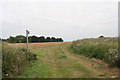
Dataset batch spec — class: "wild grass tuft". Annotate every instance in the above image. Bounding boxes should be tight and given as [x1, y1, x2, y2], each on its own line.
[71, 37, 119, 67]
[2, 43, 37, 78]
[58, 56, 67, 59]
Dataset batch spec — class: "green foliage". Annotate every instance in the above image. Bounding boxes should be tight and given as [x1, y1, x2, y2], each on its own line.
[2, 35, 64, 43]
[18, 50, 52, 78]
[58, 56, 67, 59]
[15, 35, 26, 43]
[71, 37, 119, 67]
[2, 43, 37, 78]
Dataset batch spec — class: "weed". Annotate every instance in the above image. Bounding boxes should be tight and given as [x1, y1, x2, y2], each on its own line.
[58, 56, 67, 59]
[2, 43, 37, 78]
[71, 37, 119, 67]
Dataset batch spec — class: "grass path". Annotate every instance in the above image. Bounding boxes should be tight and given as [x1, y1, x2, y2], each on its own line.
[18, 43, 116, 78]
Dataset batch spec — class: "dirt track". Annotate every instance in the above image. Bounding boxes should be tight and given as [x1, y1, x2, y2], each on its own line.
[16, 42, 118, 78]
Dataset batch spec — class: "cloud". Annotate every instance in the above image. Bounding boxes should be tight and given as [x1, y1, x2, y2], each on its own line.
[1, 1, 118, 41]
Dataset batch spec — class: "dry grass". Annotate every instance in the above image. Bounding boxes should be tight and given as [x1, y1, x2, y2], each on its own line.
[71, 37, 119, 67]
[2, 43, 37, 78]
[7, 42, 71, 48]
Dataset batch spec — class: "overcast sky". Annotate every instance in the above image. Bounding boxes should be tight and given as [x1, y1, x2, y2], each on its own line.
[0, 0, 119, 41]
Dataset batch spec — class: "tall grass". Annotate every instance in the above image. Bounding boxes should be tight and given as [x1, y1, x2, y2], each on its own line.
[71, 37, 120, 67]
[2, 43, 37, 78]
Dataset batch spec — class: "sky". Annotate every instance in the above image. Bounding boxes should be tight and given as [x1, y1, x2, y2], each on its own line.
[0, 0, 119, 41]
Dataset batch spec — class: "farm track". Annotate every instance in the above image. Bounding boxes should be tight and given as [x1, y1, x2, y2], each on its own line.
[17, 42, 118, 78]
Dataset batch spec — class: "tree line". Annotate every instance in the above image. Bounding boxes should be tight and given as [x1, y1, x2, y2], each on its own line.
[2, 35, 64, 43]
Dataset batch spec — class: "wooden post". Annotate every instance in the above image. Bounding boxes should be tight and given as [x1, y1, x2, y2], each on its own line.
[26, 33, 28, 49]
[26, 30, 30, 49]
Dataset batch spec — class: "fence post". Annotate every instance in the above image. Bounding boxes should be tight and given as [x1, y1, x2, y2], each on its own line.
[26, 30, 30, 50]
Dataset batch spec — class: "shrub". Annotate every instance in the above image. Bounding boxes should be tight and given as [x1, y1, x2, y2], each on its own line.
[105, 49, 120, 67]
[99, 36, 104, 38]
[71, 37, 119, 67]
[2, 43, 37, 77]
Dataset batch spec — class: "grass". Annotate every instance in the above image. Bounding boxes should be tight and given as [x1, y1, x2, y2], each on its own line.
[3, 41, 118, 78]
[2, 43, 37, 78]
[18, 43, 116, 78]
[58, 55, 67, 59]
[18, 50, 52, 78]
[71, 37, 119, 67]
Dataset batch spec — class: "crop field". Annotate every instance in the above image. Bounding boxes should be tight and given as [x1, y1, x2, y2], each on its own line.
[2, 38, 120, 78]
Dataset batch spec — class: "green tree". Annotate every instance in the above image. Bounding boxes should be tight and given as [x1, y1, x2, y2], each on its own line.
[46, 37, 51, 42]
[15, 35, 26, 43]
[51, 37, 56, 42]
[56, 38, 63, 42]
[31, 35, 39, 42]
[8, 36, 17, 43]
[39, 36, 45, 42]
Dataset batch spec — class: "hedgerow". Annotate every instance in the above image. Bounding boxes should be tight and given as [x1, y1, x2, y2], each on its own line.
[2, 43, 37, 77]
[71, 37, 120, 67]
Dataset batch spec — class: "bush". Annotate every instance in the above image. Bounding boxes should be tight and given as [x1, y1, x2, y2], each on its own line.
[71, 37, 119, 67]
[2, 43, 37, 77]
[99, 36, 104, 38]
[105, 49, 120, 67]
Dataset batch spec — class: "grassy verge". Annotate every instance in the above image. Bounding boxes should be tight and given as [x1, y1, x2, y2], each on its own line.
[2, 43, 37, 78]
[18, 50, 52, 78]
[71, 37, 120, 67]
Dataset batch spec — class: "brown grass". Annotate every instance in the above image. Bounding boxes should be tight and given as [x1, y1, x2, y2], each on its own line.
[7, 42, 72, 49]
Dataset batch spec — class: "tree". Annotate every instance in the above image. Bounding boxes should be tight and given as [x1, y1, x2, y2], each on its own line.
[46, 37, 51, 42]
[31, 35, 39, 42]
[2, 35, 64, 43]
[28, 36, 32, 43]
[2, 39, 7, 42]
[99, 36, 104, 38]
[51, 37, 56, 42]
[59, 38, 63, 42]
[15, 35, 26, 43]
[38, 36, 45, 42]
[8, 36, 17, 43]
[56, 38, 63, 42]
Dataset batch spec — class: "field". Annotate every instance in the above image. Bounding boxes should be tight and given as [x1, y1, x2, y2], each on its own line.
[2, 38, 120, 78]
